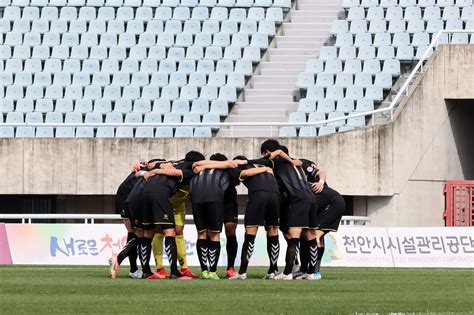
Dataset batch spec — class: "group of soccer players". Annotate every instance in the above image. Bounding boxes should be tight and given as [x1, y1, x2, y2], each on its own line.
[110, 139, 346, 281]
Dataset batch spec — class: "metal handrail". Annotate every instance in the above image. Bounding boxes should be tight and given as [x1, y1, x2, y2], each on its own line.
[1, 30, 470, 131]
[0, 213, 370, 225]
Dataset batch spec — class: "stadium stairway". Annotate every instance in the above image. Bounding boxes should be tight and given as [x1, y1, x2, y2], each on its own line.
[218, 0, 343, 137]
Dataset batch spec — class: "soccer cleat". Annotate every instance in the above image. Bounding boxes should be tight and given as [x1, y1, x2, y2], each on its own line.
[226, 267, 237, 278]
[199, 270, 210, 279]
[315, 272, 322, 280]
[273, 273, 293, 280]
[207, 272, 220, 280]
[293, 270, 306, 280]
[147, 272, 168, 279]
[291, 263, 300, 274]
[170, 274, 193, 281]
[128, 270, 143, 279]
[262, 272, 277, 280]
[305, 273, 321, 281]
[109, 256, 119, 279]
[181, 268, 199, 279]
[156, 267, 170, 279]
[229, 273, 247, 280]
[141, 272, 153, 279]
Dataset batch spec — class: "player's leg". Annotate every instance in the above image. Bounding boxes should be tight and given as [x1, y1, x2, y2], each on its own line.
[161, 225, 184, 279]
[111, 201, 140, 279]
[193, 203, 210, 278]
[314, 190, 346, 279]
[207, 203, 224, 280]
[275, 199, 308, 280]
[151, 226, 168, 278]
[264, 227, 279, 278]
[122, 218, 140, 277]
[232, 226, 257, 279]
[207, 230, 221, 280]
[303, 228, 319, 280]
[140, 224, 156, 278]
[224, 204, 238, 278]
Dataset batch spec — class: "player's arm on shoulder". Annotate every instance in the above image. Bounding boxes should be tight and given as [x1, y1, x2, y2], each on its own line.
[311, 170, 326, 193]
[192, 160, 237, 173]
[269, 150, 302, 166]
[240, 166, 271, 178]
[143, 168, 181, 181]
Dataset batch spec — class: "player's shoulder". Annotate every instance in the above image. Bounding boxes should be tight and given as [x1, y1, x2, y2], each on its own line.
[300, 158, 319, 173]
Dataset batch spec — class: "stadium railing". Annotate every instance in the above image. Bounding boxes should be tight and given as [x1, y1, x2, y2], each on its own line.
[0, 29, 471, 137]
[0, 214, 370, 225]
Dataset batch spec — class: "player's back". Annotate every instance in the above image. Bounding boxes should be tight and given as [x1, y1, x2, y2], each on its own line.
[273, 158, 315, 202]
[190, 168, 234, 204]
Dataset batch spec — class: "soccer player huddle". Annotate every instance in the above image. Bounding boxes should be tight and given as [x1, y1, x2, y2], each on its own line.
[111, 139, 346, 281]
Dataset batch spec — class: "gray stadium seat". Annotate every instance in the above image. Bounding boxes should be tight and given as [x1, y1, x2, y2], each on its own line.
[155, 127, 173, 138]
[299, 126, 317, 137]
[279, 127, 297, 137]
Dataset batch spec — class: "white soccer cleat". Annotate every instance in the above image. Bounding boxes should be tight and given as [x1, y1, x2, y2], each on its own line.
[263, 271, 280, 280]
[229, 273, 247, 280]
[128, 270, 143, 279]
[305, 272, 321, 281]
[273, 273, 293, 280]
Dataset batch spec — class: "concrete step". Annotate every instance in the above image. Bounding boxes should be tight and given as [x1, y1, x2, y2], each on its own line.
[259, 68, 305, 76]
[297, 5, 342, 12]
[275, 41, 325, 49]
[235, 102, 298, 109]
[252, 81, 296, 89]
[218, 127, 278, 138]
[244, 94, 294, 102]
[282, 22, 337, 30]
[225, 114, 287, 122]
[260, 61, 307, 70]
[234, 108, 289, 116]
[252, 75, 297, 83]
[275, 35, 329, 42]
[245, 88, 294, 96]
[282, 28, 331, 37]
[290, 12, 341, 21]
[269, 52, 319, 61]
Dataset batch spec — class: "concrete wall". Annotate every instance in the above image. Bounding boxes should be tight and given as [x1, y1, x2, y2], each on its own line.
[0, 45, 472, 226]
[369, 45, 474, 226]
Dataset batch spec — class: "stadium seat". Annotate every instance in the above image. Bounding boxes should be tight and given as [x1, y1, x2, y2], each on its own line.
[298, 126, 317, 137]
[279, 127, 297, 137]
[155, 127, 173, 138]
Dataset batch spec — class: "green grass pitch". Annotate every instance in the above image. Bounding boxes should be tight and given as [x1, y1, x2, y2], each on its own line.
[0, 266, 473, 314]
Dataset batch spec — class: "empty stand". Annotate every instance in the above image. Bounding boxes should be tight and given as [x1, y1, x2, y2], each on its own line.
[0, 0, 291, 137]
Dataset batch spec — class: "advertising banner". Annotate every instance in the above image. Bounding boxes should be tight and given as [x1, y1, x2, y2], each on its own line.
[1, 224, 473, 268]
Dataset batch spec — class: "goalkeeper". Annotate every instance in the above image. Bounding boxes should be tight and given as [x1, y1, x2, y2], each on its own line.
[151, 186, 198, 279]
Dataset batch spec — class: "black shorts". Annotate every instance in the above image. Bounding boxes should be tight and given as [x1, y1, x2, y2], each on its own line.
[141, 192, 175, 228]
[314, 187, 345, 232]
[287, 197, 318, 229]
[279, 197, 290, 234]
[127, 195, 143, 229]
[224, 201, 238, 224]
[245, 191, 280, 228]
[115, 194, 130, 219]
[192, 202, 224, 233]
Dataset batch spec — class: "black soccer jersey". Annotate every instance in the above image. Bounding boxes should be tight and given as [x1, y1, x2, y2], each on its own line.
[240, 159, 280, 194]
[190, 168, 241, 204]
[116, 172, 138, 199]
[272, 157, 315, 202]
[141, 161, 195, 197]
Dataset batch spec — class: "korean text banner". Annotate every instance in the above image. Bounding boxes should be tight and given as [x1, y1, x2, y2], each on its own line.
[1, 224, 473, 268]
